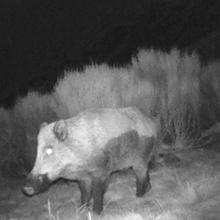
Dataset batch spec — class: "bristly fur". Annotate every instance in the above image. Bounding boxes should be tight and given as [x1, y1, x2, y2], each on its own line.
[23, 107, 158, 214]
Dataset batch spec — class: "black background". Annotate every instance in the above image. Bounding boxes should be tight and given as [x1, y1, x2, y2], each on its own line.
[0, 0, 220, 107]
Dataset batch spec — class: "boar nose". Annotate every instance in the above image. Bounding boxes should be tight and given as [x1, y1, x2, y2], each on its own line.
[22, 173, 51, 196]
[22, 174, 44, 195]
[22, 173, 37, 196]
[22, 185, 35, 196]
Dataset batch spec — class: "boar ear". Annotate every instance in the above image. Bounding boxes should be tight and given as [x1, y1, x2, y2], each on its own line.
[53, 120, 68, 142]
[40, 122, 48, 129]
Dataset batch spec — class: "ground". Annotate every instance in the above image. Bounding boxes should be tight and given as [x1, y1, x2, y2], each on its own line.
[1, 144, 220, 220]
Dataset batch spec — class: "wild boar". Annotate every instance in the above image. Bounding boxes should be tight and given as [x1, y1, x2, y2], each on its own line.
[22, 107, 157, 214]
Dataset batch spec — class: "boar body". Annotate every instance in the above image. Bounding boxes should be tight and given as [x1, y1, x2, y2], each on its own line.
[22, 107, 157, 214]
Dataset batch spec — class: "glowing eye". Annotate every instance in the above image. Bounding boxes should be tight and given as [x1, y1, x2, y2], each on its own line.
[46, 147, 53, 155]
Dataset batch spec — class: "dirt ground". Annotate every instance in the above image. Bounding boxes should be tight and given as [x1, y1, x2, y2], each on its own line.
[1, 144, 220, 220]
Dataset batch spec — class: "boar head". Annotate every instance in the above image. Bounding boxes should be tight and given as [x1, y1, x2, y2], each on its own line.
[22, 120, 76, 196]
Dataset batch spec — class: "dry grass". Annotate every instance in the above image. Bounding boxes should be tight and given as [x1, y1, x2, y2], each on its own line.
[16, 148, 219, 220]
[52, 64, 155, 118]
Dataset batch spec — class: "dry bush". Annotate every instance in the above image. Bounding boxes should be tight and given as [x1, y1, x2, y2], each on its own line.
[132, 49, 202, 148]
[0, 107, 14, 178]
[12, 92, 57, 170]
[0, 107, 12, 150]
[52, 64, 123, 118]
[0, 106, 29, 178]
[199, 61, 220, 129]
[0, 92, 58, 178]
[52, 63, 155, 118]
[13, 92, 57, 142]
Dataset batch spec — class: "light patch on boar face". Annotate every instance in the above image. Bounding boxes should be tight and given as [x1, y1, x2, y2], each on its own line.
[30, 120, 76, 181]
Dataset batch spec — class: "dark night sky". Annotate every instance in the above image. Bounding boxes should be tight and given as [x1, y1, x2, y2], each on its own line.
[0, 0, 220, 107]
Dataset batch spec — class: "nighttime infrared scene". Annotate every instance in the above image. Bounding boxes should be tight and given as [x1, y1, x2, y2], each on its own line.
[1, 0, 220, 219]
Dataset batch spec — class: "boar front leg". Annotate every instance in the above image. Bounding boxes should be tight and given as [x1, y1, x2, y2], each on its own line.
[133, 136, 155, 197]
[78, 177, 92, 206]
[133, 165, 151, 197]
[91, 176, 109, 214]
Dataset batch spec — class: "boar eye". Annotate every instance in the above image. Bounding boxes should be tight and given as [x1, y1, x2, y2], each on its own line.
[45, 146, 53, 155]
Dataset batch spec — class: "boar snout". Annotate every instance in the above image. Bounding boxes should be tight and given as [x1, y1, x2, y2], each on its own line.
[22, 173, 52, 196]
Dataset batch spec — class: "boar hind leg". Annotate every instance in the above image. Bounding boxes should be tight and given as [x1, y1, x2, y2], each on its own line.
[78, 177, 92, 206]
[91, 176, 108, 214]
[133, 166, 151, 197]
[134, 136, 155, 197]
